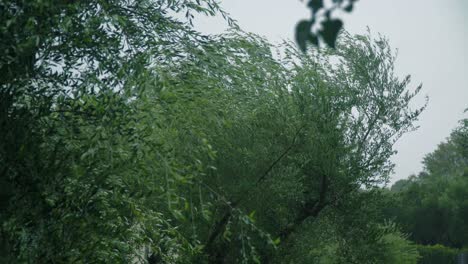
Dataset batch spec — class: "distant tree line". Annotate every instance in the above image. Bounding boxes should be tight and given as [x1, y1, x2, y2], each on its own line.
[385, 116, 468, 263]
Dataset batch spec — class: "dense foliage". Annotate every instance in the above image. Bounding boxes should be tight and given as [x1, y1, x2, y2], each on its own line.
[1, 1, 427, 263]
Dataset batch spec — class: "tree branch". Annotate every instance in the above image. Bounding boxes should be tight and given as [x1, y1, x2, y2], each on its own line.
[203, 125, 305, 259]
[279, 171, 328, 241]
[255, 125, 305, 185]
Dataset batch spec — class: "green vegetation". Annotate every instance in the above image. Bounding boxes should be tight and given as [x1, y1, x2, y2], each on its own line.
[384, 117, 468, 263]
[416, 244, 459, 264]
[3, 0, 465, 263]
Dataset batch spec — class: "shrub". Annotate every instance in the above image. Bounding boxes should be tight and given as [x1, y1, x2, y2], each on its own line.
[417, 244, 458, 264]
[380, 232, 420, 264]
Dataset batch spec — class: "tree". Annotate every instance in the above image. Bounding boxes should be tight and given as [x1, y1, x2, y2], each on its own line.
[174, 32, 425, 262]
[0, 0, 230, 262]
[387, 116, 468, 249]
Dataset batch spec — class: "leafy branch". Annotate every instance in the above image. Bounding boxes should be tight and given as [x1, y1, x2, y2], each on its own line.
[296, 0, 358, 51]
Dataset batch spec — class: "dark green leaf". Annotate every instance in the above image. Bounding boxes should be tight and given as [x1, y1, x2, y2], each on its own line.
[295, 20, 312, 51]
[307, 0, 324, 14]
[319, 19, 343, 48]
[344, 3, 354, 12]
[309, 33, 319, 46]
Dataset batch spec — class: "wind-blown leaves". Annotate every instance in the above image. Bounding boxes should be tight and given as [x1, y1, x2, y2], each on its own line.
[1, 1, 425, 262]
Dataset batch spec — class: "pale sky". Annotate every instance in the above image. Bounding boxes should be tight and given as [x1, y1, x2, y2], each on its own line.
[194, 0, 468, 184]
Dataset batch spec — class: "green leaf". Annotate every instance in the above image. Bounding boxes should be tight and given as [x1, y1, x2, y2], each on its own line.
[343, 3, 354, 12]
[319, 19, 343, 48]
[295, 20, 312, 52]
[273, 237, 281, 245]
[307, 0, 323, 14]
[309, 33, 319, 46]
[248, 210, 256, 222]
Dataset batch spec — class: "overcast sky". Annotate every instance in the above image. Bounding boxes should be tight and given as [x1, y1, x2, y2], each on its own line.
[194, 0, 468, 184]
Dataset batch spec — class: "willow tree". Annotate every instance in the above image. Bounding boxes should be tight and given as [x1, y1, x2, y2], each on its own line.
[141, 31, 425, 262]
[1, 0, 232, 262]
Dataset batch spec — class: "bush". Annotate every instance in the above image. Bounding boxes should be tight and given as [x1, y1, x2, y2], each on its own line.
[417, 244, 458, 264]
[380, 232, 420, 264]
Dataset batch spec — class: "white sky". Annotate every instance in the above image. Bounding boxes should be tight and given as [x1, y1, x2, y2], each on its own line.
[194, 0, 468, 184]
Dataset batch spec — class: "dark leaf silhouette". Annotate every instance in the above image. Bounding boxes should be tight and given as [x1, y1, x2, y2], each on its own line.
[308, 0, 323, 14]
[299, 0, 357, 49]
[309, 33, 319, 46]
[319, 19, 343, 48]
[296, 20, 312, 51]
[344, 3, 354, 12]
